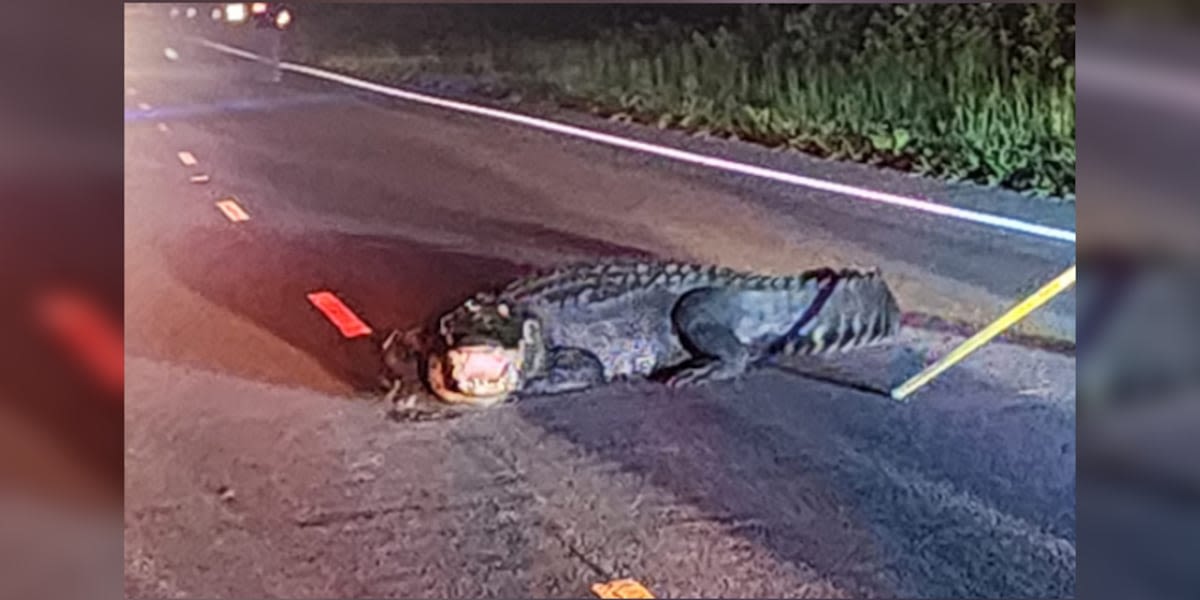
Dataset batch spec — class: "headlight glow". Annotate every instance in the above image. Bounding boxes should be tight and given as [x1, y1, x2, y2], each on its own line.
[274, 8, 292, 29]
[224, 3, 247, 23]
[251, 2, 268, 14]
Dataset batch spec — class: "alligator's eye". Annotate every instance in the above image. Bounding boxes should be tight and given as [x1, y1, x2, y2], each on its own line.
[497, 303, 510, 318]
[465, 298, 480, 313]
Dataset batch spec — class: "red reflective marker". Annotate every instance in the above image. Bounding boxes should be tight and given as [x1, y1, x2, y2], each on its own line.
[34, 289, 124, 400]
[306, 291, 373, 338]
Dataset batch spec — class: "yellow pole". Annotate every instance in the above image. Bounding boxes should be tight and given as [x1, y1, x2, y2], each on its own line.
[890, 264, 1077, 401]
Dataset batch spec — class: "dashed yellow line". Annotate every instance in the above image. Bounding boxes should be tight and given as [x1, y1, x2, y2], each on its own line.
[137, 102, 152, 111]
[592, 579, 655, 599]
[215, 198, 250, 222]
[156, 122, 170, 133]
[189, 173, 210, 184]
[177, 151, 198, 167]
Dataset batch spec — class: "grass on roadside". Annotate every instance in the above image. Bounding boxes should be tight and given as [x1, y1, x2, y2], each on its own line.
[298, 4, 1076, 200]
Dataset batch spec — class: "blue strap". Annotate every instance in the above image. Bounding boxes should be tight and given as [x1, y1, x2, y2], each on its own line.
[764, 269, 840, 356]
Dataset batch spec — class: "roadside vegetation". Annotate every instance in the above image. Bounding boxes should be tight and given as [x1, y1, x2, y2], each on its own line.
[292, 4, 1075, 200]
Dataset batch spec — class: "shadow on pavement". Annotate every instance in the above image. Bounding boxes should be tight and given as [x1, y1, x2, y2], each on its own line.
[514, 360, 1075, 598]
[154, 214, 1076, 598]
[157, 221, 649, 395]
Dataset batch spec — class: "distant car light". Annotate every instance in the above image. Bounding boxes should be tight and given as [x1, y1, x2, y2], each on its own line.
[274, 8, 292, 29]
[211, 7, 222, 20]
[251, 2, 268, 14]
[186, 7, 197, 19]
[169, 7, 180, 18]
[224, 3, 247, 23]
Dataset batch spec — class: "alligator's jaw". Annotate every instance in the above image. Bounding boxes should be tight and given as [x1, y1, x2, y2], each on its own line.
[426, 345, 522, 407]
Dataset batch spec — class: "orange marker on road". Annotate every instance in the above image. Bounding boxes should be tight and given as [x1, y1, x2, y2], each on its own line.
[306, 291, 373, 338]
[592, 579, 655, 599]
[33, 289, 124, 400]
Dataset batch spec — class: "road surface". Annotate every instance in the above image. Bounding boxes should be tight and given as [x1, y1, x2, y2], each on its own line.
[124, 13, 1076, 599]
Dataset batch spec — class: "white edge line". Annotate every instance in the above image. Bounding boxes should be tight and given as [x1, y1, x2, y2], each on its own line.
[199, 38, 276, 65]
[199, 39, 1076, 244]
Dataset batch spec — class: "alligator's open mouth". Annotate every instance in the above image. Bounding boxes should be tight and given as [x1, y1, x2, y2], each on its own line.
[426, 344, 523, 407]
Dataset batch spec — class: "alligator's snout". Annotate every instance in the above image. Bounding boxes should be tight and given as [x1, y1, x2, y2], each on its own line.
[427, 344, 524, 406]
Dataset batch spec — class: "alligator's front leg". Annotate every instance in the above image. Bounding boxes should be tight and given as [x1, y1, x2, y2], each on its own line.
[384, 378, 470, 422]
[378, 327, 472, 420]
[521, 347, 606, 397]
[381, 327, 434, 376]
[667, 288, 753, 388]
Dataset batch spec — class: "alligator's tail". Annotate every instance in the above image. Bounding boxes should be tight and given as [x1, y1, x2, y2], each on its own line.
[777, 267, 902, 356]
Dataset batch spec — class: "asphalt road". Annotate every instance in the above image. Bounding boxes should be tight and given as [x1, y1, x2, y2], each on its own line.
[124, 15, 1076, 599]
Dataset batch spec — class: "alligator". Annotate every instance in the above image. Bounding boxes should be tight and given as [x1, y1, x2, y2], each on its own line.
[379, 258, 902, 413]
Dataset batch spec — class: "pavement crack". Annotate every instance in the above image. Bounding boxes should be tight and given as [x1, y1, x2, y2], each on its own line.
[455, 428, 621, 582]
[560, 532, 613, 580]
[294, 502, 461, 529]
